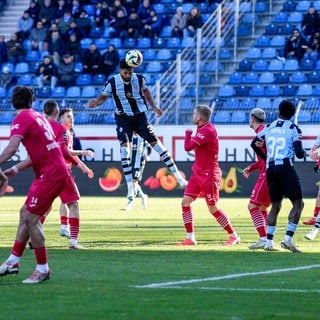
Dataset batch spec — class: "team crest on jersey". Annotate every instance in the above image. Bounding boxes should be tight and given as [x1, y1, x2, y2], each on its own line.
[11, 123, 20, 130]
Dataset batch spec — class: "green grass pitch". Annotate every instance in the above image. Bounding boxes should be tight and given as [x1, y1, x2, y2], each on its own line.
[0, 196, 319, 320]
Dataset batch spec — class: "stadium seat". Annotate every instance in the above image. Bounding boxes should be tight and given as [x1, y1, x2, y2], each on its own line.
[167, 37, 181, 48]
[206, 61, 223, 72]
[159, 25, 171, 37]
[238, 24, 250, 37]
[181, 37, 195, 48]
[200, 74, 212, 85]
[282, 0, 297, 12]
[282, 84, 297, 96]
[255, 1, 268, 12]
[308, 71, 320, 83]
[300, 59, 314, 71]
[93, 74, 106, 85]
[255, 35, 270, 47]
[243, 72, 259, 84]
[270, 35, 286, 47]
[278, 23, 294, 35]
[314, 1, 320, 11]
[225, 97, 240, 109]
[238, 60, 252, 72]
[74, 112, 90, 124]
[83, 4, 95, 15]
[153, 3, 166, 14]
[274, 71, 289, 83]
[66, 86, 81, 98]
[0, 87, 6, 98]
[314, 84, 320, 96]
[256, 97, 272, 109]
[290, 71, 306, 84]
[231, 111, 247, 123]
[123, 38, 136, 49]
[74, 62, 83, 73]
[249, 84, 265, 97]
[76, 74, 92, 85]
[182, 72, 196, 85]
[305, 97, 320, 109]
[137, 37, 151, 49]
[265, 23, 278, 35]
[268, 59, 283, 71]
[284, 59, 299, 71]
[259, 72, 274, 84]
[182, 2, 194, 13]
[89, 27, 103, 38]
[235, 85, 250, 97]
[143, 49, 156, 60]
[80, 38, 93, 49]
[104, 112, 116, 124]
[180, 98, 193, 111]
[218, 84, 234, 97]
[25, 50, 40, 62]
[219, 48, 232, 60]
[156, 49, 171, 60]
[152, 38, 166, 48]
[213, 111, 230, 123]
[288, 12, 303, 23]
[18, 74, 33, 85]
[241, 97, 256, 110]
[37, 86, 51, 98]
[262, 48, 277, 59]
[242, 13, 259, 24]
[252, 59, 268, 72]
[211, 37, 225, 47]
[51, 86, 66, 98]
[273, 12, 288, 24]
[201, 36, 211, 48]
[94, 38, 108, 50]
[146, 61, 162, 72]
[228, 72, 243, 84]
[29, 61, 41, 73]
[0, 112, 15, 124]
[110, 38, 122, 48]
[246, 48, 261, 59]
[14, 62, 29, 74]
[265, 84, 281, 97]
[81, 86, 96, 98]
[297, 110, 311, 123]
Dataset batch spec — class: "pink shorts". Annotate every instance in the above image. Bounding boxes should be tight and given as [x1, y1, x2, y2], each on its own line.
[59, 174, 80, 204]
[26, 175, 68, 215]
[250, 172, 271, 207]
[184, 170, 221, 206]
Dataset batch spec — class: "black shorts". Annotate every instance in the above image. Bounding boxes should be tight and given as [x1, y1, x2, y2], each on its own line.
[115, 112, 158, 145]
[266, 165, 303, 202]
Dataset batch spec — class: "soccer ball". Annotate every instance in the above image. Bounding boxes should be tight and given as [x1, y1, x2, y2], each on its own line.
[125, 50, 143, 67]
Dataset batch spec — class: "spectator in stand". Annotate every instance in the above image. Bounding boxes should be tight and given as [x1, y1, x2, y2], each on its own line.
[0, 35, 8, 66]
[75, 9, 93, 38]
[36, 55, 58, 90]
[26, 0, 41, 23]
[140, 8, 161, 39]
[57, 10, 74, 40]
[6, 33, 25, 64]
[171, 6, 187, 38]
[99, 44, 119, 77]
[57, 53, 76, 87]
[70, 0, 83, 19]
[66, 33, 81, 61]
[109, 9, 128, 40]
[66, 21, 82, 41]
[0, 66, 17, 89]
[137, 0, 154, 26]
[28, 20, 48, 52]
[124, 9, 141, 39]
[283, 28, 308, 64]
[123, 0, 140, 14]
[301, 5, 320, 37]
[303, 32, 320, 67]
[184, 6, 203, 38]
[45, 30, 67, 66]
[39, 0, 57, 28]
[17, 11, 34, 42]
[54, 0, 70, 23]
[94, 0, 110, 28]
[81, 43, 102, 75]
[109, 0, 128, 21]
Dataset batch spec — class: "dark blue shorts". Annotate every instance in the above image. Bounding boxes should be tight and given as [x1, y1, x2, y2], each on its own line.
[115, 112, 158, 145]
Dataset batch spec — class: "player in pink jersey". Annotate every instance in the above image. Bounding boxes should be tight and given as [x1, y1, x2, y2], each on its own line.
[0, 86, 70, 284]
[176, 105, 240, 246]
[58, 107, 94, 247]
[45, 101, 94, 249]
[242, 108, 270, 250]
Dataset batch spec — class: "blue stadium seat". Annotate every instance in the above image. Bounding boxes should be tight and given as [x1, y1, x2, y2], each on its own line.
[255, 1, 268, 12]
[314, 1, 320, 11]
[0, 112, 15, 124]
[146, 61, 162, 72]
[265, 23, 278, 35]
[182, 2, 194, 14]
[74, 112, 90, 124]
[243, 72, 259, 84]
[93, 74, 106, 85]
[284, 59, 299, 71]
[181, 37, 195, 48]
[211, 37, 225, 47]
[18, 74, 33, 85]
[255, 35, 270, 47]
[270, 35, 286, 47]
[290, 71, 306, 84]
[76, 74, 92, 85]
[273, 12, 288, 24]
[246, 48, 261, 59]
[37, 86, 51, 98]
[238, 60, 252, 72]
[25, 50, 40, 62]
[238, 24, 250, 37]
[249, 84, 265, 97]
[256, 97, 272, 109]
[282, 0, 297, 12]
[103, 27, 113, 37]
[311, 112, 320, 122]
[81, 86, 96, 98]
[243, 13, 259, 24]
[213, 111, 231, 123]
[167, 37, 181, 48]
[228, 72, 243, 84]
[278, 23, 294, 35]
[181, 60, 192, 72]
[201, 36, 211, 48]
[80, 38, 93, 49]
[15, 62, 29, 74]
[282, 84, 297, 96]
[305, 97, 320, 109]
[104, 112, 116, 124]
[297, 110, 311, 123]
[252, 59, 268, 71]
[313, 84, 320, 96]
[74, 62, 83, 73]
[241, 97, 256, 110]
[94, 38, 108, 50]
[225, 97, 240, 109]
[143, 49, 156, 60]
[288, 12, 303, 23]
[1, 62, 14, 73]
[274, 71, 289, 83]
[259, 72, 274, 84]
[300, 59, 314, 71]
[265, 84, 281, 97]
[137, 37, 151, 49]
[152, 38, 166, 48]
[206, 61, 223, 72]
[156, 49, 171, 60]
[0, 87, 6, 98]
[51, 86, 66, 98]
[200, 74, 212, 85]
[182, 72, 196, 85]
[268, 59, 283, 71]
[180, 98, 193, 111]
[153, 3, 166, 14]
[262, 48, 277, 59]
[235, 85, 250, 97]
[110, 38, 122, 48]
[307, 71, 320, 83]
[123, 38, 136, 49]
[83, 4, 95, 15]
[231, 111, 247, 123]
[218, 85, 234, 97]
[219, 48, 232, 60]
[29, 61, 41, 73]
[90, 112, 105, 124]
[89, 27, 103, 38]
[160, 25, 171, 37]
[66, 86, 81, 98]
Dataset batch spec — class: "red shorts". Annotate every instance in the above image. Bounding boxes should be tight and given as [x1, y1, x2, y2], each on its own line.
[250, 172, 271, 207]
[26, 174, 68, 215]
[59, 174, 80, 204]
[184, 169, 221, 206]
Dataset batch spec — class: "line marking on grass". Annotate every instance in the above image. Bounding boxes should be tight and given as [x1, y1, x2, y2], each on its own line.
[133, 264, 320, 289]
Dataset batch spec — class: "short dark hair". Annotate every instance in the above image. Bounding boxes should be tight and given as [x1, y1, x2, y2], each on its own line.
[11, 86, 35, 110]
[44, 99, 58, 116]
[119, 58, 132, 70]
[279, 100, 296, 120]
[59, 107, 73, 119]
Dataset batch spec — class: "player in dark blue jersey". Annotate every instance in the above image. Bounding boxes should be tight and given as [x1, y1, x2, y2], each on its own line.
[88, 59, 187, 201]
[252, 100, 306, 252]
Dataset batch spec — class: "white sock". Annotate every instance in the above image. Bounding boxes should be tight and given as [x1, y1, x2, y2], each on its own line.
[187, 232, 195, 241]
[36, 263, 49, 273]
[6, 254, 20, 264]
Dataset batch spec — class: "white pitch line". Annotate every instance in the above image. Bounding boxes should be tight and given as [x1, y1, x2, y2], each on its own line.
[133, 264, 320, 289]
